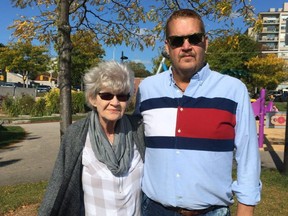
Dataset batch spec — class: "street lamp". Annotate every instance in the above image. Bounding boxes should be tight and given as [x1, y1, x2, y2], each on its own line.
[23, 55, 30, 88]
[120, 51, 128, 63]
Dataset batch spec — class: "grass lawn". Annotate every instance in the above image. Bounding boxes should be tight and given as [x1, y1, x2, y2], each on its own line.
[0, 181, 47, 215]
[0, 125, 26, 147]
[274, 102, 287, 112]
[231, 168, 288, 215]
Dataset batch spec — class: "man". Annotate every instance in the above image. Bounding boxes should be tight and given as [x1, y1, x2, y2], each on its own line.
[135, 9, 261, 216]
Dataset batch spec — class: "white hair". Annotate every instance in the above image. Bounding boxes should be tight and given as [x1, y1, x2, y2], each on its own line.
[83, 61, 134, 108]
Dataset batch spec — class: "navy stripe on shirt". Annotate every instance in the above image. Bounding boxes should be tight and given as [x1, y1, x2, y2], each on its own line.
[145, 136, 234, 152]
[140, 96, 237, 114]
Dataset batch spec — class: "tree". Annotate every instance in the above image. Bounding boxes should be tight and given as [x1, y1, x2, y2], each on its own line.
[206, 33, 261, 72]
[0, 41, 49, 86]
[71, 30, 105, 88]
[205, 33, 261, 90]
[127, 61, 151, 78]
[245, 54, 287, 91]
[9, 0, 257, 133]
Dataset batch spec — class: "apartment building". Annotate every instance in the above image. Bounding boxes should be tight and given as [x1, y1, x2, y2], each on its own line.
[256, 2, 288, 60]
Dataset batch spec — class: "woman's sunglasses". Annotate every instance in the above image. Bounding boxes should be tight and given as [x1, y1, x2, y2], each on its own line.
[167, 33, 205, 48]
[98, 92, 130, 102]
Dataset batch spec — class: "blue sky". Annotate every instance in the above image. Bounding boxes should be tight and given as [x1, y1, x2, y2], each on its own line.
[0, 0, 286, 72]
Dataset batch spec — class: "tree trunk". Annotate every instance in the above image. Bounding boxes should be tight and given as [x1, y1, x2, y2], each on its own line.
[57, 0, 72, 136]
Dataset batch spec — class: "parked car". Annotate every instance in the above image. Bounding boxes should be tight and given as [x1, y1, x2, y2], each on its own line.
[0, 82, 17, 87]
[36, 85, 51, 93]
[268, 89, 288, 102]
[267, 90, 282, 97]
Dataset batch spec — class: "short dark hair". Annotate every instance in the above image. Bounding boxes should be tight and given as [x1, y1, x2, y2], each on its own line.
[165, 9, 205, 38]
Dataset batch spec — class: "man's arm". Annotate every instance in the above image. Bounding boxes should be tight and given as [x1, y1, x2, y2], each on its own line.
[232, 84, 261, 209]
[236, 201, 255, 216]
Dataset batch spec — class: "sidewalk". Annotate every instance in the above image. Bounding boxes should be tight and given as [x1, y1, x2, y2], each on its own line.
[0, 121, 286, 186]
[259, 126, 286, 171]
[0, 122, 61, 186]
[260, 145, 285, 171]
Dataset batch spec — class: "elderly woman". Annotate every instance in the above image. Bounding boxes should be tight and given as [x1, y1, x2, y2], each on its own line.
[39, 61, 145, 216]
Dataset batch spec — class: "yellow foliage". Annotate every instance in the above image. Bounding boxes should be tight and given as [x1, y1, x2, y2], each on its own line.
[227, 35, 239, 49]
[245, 54, 286, 74]
[11, 19, 37, 41]
[215, 0, 232, 17]
[245, 54, 287, 89]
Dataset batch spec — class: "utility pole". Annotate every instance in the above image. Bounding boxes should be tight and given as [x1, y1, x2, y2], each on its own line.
[281, 22, 288, 174]
[23, 55, 30, 88]
[282, 27, 288, 174]
[282, 97, 288, 175]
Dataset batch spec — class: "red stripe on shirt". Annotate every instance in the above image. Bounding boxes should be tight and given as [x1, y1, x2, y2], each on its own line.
[175, 107, 236, 139]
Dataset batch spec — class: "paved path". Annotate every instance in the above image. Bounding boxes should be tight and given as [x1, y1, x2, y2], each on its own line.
[260, 147, 285, 171]
[0, 122, 61, 186]
[258, 125, 285, 171]
[0, 122, 286, 186]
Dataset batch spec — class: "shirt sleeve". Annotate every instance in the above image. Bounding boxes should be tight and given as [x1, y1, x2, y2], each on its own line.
[232, 84, 262, 205]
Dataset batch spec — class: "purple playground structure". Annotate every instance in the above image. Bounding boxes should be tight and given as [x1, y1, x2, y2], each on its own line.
[252, 88, 278, 148]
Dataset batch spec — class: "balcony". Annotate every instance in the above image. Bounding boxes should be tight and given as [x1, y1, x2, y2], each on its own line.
[263, 19, 280, 24]
[261, 44, 278, 51]
[279, 46, 288, 51]
[259, 36, 278, 42]
[261, 28, 279, 33]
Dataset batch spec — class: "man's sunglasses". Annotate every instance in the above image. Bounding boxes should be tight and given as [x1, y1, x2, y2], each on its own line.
[167, 33, 205, 48]
[98, 92, 130, 102]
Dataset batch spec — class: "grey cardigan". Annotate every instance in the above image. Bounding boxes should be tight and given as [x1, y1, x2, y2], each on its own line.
[38, 113, 145, 216]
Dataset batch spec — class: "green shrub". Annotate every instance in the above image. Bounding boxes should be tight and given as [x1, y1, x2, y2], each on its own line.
[2, 95, 36, 117]
[2, 96, 21, 117]
[1, 96, 13, 113]
[31, 97, 47, 117]
[45, 88, 60, 114]
[18, 94, 36, 115]
[72, 91, 86, 114]
[0, 89, 91, 117]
